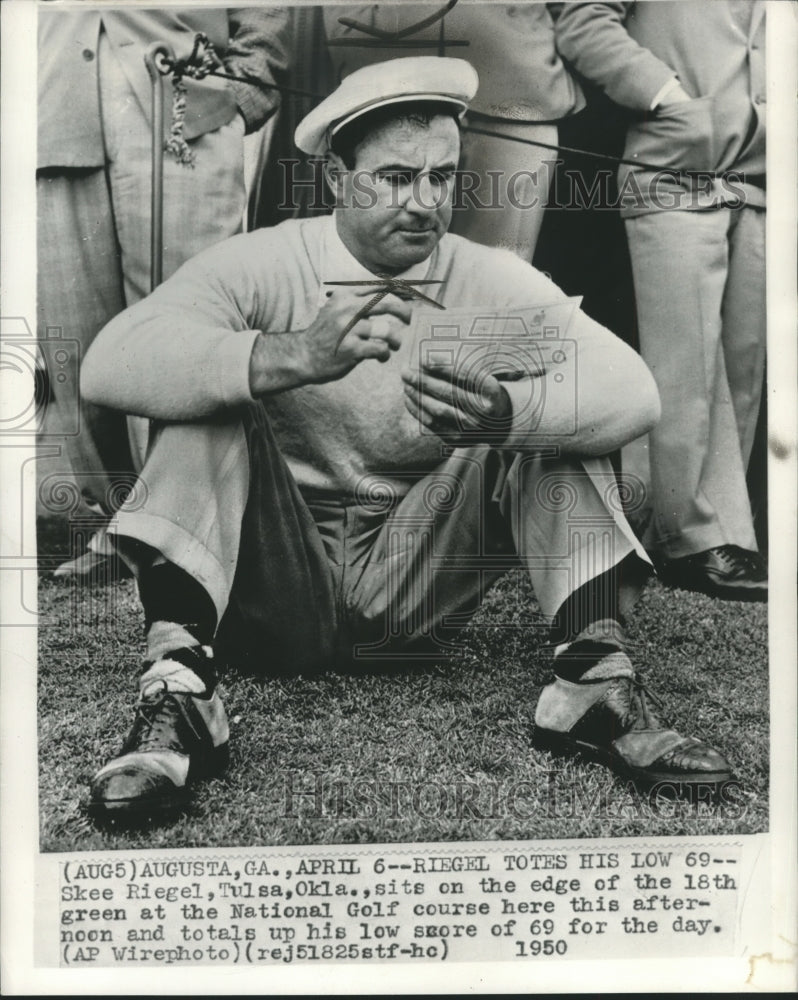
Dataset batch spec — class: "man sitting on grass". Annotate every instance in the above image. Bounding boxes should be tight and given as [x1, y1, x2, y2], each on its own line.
[81, 57, 732, 820]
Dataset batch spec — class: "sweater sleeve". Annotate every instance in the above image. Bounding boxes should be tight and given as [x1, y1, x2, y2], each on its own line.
[455, 244, 660, 455]
[553, 1, 677, 112]
[80, 236, 274, 420]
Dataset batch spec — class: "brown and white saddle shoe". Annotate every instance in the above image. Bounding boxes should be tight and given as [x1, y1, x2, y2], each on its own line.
[89, 647, 229, 819]
[533, 653, 732, 793]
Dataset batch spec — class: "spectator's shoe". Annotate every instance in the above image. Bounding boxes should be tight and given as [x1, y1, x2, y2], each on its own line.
[533, 653, 733, 793]
[656, 545, 767, 602]
[53, 547, 131, 582]
[89, 648, 228, 819]
[53, 550, 110, 579]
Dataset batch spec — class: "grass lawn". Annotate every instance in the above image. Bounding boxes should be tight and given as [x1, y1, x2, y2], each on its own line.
[37, 559, 769, 852]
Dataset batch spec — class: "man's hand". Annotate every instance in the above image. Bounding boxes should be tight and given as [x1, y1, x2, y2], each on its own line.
[301, 289, 411, 382]
[401, 361, 513, 446]
[249, 289, 411, 395]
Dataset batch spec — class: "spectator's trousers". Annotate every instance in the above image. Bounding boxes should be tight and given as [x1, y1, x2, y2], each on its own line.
[37, 28, 246, 511]
[451, 118, 558, 263]
[623, 205, 765, 558]
[109, 406, 649, 674]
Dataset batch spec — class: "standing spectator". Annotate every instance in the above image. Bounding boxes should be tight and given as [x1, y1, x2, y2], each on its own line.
[249, 5, 336, 230]
[322, 3, 584, 260]
[38, 6, 290, 576]
[555, 1, 767, 600]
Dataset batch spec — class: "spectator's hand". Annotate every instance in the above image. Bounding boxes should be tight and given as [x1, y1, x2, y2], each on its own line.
[297, 289, 411, 384]
[401, 361, 513, 446]
[656, 82, 692, 110]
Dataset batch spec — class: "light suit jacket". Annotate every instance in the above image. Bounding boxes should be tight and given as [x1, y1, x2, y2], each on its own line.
[38, 7, 291, 169]
[324, 3, 584, 123]
[553, 1, 766, 213]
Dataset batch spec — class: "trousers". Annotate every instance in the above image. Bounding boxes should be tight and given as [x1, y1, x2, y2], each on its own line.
[622, 205, 765, 557]
[37, 29, 247, 509]
[109, 405, 649, 674]
[450, 119, 558, 262]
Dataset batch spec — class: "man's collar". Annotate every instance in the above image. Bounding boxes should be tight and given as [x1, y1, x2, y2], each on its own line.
[319, 213, 434, 296]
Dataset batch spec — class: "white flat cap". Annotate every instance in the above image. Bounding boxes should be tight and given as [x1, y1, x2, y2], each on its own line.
[295, 57, 479, 156]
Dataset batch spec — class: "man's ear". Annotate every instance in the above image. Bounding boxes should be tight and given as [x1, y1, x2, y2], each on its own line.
[323, 152, 347, 203]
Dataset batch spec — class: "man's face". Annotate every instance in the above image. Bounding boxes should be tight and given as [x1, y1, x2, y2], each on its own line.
[332, 113, 461, 274]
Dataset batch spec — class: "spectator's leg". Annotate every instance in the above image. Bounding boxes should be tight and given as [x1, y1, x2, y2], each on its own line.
[103, 109, 247, 305]
[624, 208, 757, 559]
[451, 119, 558, 261]
[36, 167, 134, 560]
[721, 206, 766, 469]
[98, 30, 247, 304]
[97, 29, 247, 467]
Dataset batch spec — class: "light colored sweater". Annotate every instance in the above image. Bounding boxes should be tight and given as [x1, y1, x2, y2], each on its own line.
[82, 215, 654, 498]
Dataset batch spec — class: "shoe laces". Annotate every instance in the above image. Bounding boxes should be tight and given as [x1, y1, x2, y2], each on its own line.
[131, 680, 199, 753]
[713, 545, 761, 573]
[628, 677, 673, 731]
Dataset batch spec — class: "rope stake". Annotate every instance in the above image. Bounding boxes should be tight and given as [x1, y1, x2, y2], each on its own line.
[162, 33, 225, 166]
